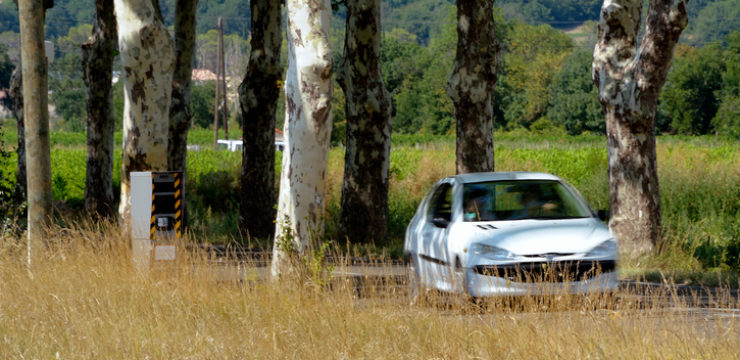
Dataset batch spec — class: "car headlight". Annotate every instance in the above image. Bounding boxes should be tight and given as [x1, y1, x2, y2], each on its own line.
[471, 243, 516, 261]
[585, 239, 618, 258]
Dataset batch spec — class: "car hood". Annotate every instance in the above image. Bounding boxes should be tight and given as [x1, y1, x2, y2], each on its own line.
[453, 218, 613, 255]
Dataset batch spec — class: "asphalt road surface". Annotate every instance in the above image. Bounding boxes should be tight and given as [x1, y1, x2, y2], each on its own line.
[166, 253, 739, 316]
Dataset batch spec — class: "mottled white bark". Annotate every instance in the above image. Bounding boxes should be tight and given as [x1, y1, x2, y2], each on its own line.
[593, 0, 687, 255]
[115, 0, 175, 220]
[272, 0, 333, 276]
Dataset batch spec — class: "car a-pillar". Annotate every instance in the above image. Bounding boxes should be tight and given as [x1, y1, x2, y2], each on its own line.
[130, 171, 184, 271]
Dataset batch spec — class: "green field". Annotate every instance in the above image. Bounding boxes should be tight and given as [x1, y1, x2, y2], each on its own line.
[1, 125, 739, 277]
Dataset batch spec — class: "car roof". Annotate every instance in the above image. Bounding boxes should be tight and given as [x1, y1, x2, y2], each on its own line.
[449, 171, 562, 184]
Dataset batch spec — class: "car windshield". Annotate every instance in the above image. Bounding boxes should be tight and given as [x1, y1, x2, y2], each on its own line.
[462, 180, 592, 222]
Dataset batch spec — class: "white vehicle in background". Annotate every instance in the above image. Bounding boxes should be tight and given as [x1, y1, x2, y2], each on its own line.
[215, 139, 285, 152]
[404, 172, 618, 298]
[216, 139, 243, 152]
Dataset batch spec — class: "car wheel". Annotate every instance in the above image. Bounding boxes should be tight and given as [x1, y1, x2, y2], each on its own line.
[408, 256, 426, 305]
[451, 258, 476, 308]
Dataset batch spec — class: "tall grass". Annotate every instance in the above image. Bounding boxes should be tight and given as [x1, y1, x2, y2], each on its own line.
[1, 125, 738, 272]
[0, 227, 738, 358]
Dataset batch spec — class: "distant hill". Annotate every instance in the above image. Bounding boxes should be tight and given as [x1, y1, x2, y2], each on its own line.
[0, 0, 734, 48]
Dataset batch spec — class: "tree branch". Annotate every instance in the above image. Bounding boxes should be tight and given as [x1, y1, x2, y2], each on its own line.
[635, 0, 688, 100]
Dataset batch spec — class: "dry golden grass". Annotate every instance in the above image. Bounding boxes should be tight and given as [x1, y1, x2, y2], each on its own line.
[2, 224, 739, 359]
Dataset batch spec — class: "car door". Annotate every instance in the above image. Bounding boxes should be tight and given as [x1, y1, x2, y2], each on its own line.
[419, 181, 454, 290]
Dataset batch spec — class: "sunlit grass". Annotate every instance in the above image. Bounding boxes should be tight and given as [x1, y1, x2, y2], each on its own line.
[1, 225, 739, 359]
[324, 139, 740, 273]
[1, 126, 738, 274]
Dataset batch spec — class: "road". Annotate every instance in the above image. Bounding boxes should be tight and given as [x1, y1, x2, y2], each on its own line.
[167, 253, 740, 315]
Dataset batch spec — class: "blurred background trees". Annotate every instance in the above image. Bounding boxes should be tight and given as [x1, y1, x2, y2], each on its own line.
[0, 0, 738, 138]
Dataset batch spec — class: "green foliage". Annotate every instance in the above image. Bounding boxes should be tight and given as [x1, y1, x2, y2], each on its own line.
[381, 27, 438, 134]
[528, 117, 568, 136]
[0, 2, 19, 34]
[0, 119, 25, 235]
[55, 24, 92, 56]
[0, 43, 12, 90]
[684, 0, 740, 46]
[194, 0, 251, 38]
[660, 43, 724, 135]
[547, 49, 604, 135]
[112, 80, 124, 131]
[50, 68, 86, 131]
[45, 1, 87, 40]
[49, 26, 89, 132]
[184, 149, 242, 237]
[712, 95, 740, 138]
[658, 33, 740, 137]
[12, 0, 737, 139]
[194, 29, 250, 73]
[497, 22, 573, 129]
[49, 149, 88, 207]
[386, 7, 458, 135]
[190, 81, 216, 129]
[497, 0, 601, 25]
[0, 121, 15, 207]
[382, 0, 454, 45]
[380, 28, 425, 96]
[711, 32, 740, 138]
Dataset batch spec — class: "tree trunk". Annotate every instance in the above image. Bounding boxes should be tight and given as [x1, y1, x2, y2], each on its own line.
[593, 0, 688, 255]
[336, 0, 393, 244]
[168, 0, 198, 229]
[115, 0, 176, 220]
[9, 67, 26, 205]
[238, 0, 282, 240]
[169, 0, 197, 173]
[447, 0, 498, 174]
[272, 0, 333, 276]
[18, 0, 53, 260]
[82, 0, 117, 219]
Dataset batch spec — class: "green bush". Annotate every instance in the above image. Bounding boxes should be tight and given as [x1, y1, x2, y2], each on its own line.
[190, 81, 217, 129]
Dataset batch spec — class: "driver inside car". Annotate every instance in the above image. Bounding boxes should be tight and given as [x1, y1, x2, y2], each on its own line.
[509, 188, 558, 219]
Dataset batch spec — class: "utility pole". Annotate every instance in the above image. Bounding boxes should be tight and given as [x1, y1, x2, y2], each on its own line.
[18, 0, 53, 264]
[213, 17, 228, 148]
[219, 17, 229, 140]
[212, 19, 221, 150]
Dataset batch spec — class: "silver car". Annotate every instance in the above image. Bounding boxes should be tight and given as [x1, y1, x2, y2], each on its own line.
[404, 172, 618, 298]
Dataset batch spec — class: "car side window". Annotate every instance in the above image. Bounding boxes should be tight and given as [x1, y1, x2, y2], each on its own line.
[427, 183, 452, 224]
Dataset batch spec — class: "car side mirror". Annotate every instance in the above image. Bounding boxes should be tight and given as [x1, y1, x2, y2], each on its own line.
[432, 217, 449, 228]
[597, 210, 610, 222]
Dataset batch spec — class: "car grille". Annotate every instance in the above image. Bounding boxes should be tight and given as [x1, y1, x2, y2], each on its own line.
[472, 260, 616, 283]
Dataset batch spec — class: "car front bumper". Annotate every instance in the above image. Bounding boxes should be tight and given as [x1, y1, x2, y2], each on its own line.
[464, 261, 618, 297]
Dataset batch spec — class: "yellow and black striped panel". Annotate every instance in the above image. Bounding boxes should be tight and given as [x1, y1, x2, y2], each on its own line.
[174, 172, 182, 239]
[149, 171, 184, 241]
[150, 174, 156, 240]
